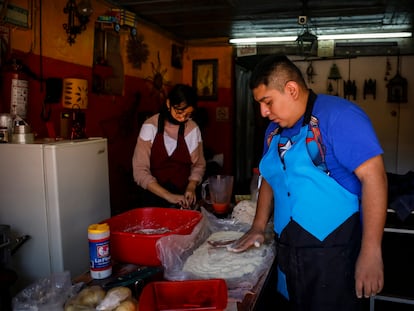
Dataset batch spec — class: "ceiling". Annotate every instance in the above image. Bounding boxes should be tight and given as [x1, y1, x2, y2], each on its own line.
[107, 0, 413, 43]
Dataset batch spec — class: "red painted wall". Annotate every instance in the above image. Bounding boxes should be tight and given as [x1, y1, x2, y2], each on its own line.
[0, 53, 165, 138]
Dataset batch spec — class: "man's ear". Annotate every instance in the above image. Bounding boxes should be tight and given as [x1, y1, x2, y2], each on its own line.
[166, 99, 171, 109]
[285, 81, 299, 99]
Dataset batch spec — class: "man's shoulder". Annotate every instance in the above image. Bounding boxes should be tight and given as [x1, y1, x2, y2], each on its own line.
[314, 94, 362, 121]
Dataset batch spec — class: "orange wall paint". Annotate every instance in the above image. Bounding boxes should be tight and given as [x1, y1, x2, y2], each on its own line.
[182, 46, 233, 88]
[11, 0, 183, 82]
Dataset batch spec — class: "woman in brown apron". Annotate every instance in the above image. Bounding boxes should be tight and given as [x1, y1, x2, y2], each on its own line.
[132, 84, 206, 208]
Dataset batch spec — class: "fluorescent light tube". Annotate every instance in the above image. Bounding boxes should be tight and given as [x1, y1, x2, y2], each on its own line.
[229, 36, 298, 44]
[229, 32, 412, 44]
[319, 32, 412, 40]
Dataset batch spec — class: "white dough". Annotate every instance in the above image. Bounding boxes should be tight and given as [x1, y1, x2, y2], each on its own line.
[231, 200, 257, 225]
[183, 231, 268, 280]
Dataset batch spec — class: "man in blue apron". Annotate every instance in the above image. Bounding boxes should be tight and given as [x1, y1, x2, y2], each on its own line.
[229, 55, 387, 310]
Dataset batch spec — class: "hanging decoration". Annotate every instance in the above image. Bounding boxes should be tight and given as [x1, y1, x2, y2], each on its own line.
[127, 32, 149, 69]
[63, 0, 93, 45]
[386, 55, 407, 103]
[384, 57, 391, 81]
[343, 58, 356, 100]
[296, 27, 318, 56]
[363, 79, 376, 99]
[327, 63, 341, 96]
[145, 51, 171, 106]
[296, 0, 318, 57]
[306, 61, 315, 84]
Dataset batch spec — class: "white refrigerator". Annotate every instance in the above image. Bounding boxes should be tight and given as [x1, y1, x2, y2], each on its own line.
[0, 138, 111, 293]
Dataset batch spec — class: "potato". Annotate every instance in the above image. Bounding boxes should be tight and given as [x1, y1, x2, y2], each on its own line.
[106, 286, 132, 300]
[64, 303, 95, 311]
[114, 298, 138, 311]
[77, 285, 106, 307]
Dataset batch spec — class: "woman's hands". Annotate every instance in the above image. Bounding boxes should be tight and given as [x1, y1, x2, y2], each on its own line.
[165, 193, 187, 207]
[165, 191, 194, 209]
[147, 180, 199, 208]
[182, 180, 198, 208]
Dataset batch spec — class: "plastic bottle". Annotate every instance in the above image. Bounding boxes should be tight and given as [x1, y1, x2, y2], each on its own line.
[250, 167, 261, 202]
[88, 223, 112, 279]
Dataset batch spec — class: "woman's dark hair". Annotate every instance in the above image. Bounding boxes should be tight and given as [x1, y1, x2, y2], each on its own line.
[168, 84, 198, 109]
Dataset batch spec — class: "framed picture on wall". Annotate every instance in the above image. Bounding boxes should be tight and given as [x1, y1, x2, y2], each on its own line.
[192, 59, 218, 101]
[0, 1, 32, 29]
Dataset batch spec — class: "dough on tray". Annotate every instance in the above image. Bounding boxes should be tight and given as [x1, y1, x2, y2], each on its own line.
[231, 200, 257, 224]
[182, 231, 269, 280]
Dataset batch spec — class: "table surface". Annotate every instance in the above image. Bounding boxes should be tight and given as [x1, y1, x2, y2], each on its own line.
[73, 259, 275, 311]
[75, 204, 276, 310]
[237, 261, 275, 310]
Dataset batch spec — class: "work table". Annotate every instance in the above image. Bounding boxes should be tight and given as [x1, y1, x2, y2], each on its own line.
[73, 258, 277, 311]
[73, 204, 277, 310]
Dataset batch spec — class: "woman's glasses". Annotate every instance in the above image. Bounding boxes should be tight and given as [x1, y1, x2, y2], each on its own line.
[172, 106, 194, 119]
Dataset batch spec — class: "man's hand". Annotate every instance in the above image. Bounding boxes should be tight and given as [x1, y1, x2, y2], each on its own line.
[355, 247, 384, 298]
[227, 228, 265, 252]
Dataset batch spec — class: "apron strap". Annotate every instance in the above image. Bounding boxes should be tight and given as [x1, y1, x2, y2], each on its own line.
[178, 122, 185, 137]
[302, 89, 317, 126]
[158, 113, 185, 137]
[157, 113, 165, 134]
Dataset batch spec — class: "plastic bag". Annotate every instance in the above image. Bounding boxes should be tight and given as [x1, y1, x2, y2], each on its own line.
[12, 271, 73, 311]
[156, 207, 275, 302]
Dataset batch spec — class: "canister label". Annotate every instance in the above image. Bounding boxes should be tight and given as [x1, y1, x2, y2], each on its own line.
[88, 223, 112, 279]
[10, 79, 29, 118]
[89, 238, 111, 271]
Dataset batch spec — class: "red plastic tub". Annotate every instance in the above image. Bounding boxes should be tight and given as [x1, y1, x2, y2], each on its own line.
[104, 207, 202, 266]
[139, 279, 228, 311]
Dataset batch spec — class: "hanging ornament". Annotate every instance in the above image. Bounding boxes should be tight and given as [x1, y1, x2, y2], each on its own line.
[363, 79, 376, 99]
[384, 57, 391, 81]
[145, 51, 171, 107]
[306, 61, 316, 84]
[127, 33, 149, 69]
[327, 81, 333, 94]
[386, 55, 407, 103]
[327, 63, 341, 96]
[343, 58, 356, 100]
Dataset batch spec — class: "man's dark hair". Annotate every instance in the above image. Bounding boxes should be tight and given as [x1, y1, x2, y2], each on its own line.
[249, 55, 307, 91]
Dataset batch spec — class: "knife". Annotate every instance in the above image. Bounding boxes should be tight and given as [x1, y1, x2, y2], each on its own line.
[102, 266, 163, 290]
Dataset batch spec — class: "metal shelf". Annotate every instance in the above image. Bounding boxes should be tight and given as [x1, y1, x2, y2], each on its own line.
[370, 294, 414, 311]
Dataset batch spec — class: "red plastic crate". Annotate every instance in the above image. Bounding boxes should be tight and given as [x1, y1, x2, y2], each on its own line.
[103, 207, 202, 266]
[139, 279, 228, 311]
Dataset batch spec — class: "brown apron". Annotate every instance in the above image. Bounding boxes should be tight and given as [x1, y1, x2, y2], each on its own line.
[141, 115, 192, 207]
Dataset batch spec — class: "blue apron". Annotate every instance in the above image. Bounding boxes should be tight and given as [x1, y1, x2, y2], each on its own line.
[259, 94, 362, 310]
